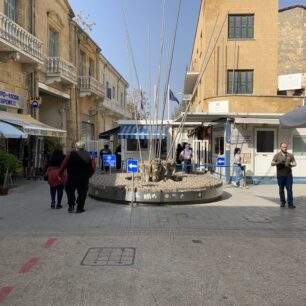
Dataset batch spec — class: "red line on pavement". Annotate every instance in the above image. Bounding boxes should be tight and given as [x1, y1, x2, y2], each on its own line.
[44, 238, 57, 249]
[0, 287, 13, 302]
[19, 258, 39, 273]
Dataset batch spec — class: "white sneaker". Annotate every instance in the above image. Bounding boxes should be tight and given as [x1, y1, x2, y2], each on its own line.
[232, 181, 238, 187]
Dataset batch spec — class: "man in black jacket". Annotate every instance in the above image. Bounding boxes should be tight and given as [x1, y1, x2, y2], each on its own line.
[59, 141, 96, 213]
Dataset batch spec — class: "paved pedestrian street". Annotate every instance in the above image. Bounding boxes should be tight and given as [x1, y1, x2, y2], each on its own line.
[0, 181, 306, 306]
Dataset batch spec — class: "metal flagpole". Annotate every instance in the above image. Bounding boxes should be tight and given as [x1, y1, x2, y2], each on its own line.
[158, 0, 182, 159]
[167, 85, 170, 120]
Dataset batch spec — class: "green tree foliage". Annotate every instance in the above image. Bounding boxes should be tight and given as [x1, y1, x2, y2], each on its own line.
[0, 150, 20, 184]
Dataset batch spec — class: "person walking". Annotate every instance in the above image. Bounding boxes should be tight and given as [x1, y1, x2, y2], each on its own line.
[100, 144, 112, 172]
[176, 143, 183, 164]
[271, 142, 297, 208]
[59, 141, 96, 213]
[232, 148, 244, 188]
[43, 144, 66, 209]
[115, 144, 121, 170]
[180, 144, 193, 173]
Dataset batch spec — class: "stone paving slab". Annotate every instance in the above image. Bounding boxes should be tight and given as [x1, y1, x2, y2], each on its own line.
[0, 181, 306, 305]
[0, 235, 306, 305]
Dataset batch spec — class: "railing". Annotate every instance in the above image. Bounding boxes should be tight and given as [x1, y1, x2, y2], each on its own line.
[79, 76, 104, 97]
[0, 12, 43, 62]
[102, 98, 131, 118]
[46, 57, 77, 84]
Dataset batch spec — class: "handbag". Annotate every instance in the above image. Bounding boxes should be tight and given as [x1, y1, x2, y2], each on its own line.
[43, 173, 48, 181]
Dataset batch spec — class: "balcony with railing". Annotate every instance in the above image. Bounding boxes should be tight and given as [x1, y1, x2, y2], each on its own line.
[0, 12, 43, 63]
[101, 98, 131, 119]
[79, 76, 105, 98]
[46, 57, 77, 86]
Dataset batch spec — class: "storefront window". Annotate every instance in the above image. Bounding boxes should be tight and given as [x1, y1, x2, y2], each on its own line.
[127, 139, 148, 151]
[293, 135, 306, 156]
[214, 137, 224, 155]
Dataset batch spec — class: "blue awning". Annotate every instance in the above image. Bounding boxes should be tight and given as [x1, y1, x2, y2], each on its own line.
[99, 126, 120, 139]
[118, 125, 166, 139]
[0, 122, 28, 139]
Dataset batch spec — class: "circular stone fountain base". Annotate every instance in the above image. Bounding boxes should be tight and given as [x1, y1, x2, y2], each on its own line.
[89, 172, 223, 204]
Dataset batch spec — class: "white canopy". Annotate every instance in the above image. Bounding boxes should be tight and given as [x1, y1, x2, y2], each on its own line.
[0, 122, 28, 139]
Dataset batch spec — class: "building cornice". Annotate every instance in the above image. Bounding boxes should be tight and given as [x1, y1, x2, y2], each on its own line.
[279, 5, 306, 13]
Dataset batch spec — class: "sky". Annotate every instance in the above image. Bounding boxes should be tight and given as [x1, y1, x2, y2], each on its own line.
[68, 0, 303, 117]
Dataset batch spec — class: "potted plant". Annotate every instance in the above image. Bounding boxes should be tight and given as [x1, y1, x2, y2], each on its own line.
[0, 150, 20, 195]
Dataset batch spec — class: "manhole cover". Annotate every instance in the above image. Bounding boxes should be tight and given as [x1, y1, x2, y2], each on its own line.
[81, 247, 135, 266]
[243, 216, 272, 223]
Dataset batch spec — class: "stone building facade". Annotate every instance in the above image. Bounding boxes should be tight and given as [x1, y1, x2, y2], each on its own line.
[278, 5, 306, 96]
[183, 0, 305, 183]
[0, 0, 130, 154]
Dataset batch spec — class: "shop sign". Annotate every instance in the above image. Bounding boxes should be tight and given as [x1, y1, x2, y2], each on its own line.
[208, 101, 229, 114]
[0, 90, 22, 108]
[231, 130, 252, 144]
[23, 128, 66, 138]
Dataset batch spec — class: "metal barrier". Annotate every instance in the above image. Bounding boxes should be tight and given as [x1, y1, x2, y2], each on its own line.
[96, 160, 247, 187]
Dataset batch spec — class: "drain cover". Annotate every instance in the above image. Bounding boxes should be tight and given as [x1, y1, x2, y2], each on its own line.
[192, 240, 202, 243]
[81, 247, 135, 266]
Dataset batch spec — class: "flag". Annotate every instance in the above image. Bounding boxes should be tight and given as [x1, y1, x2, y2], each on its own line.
[169, 89, 179, 104]
[140, 90, 144, 110]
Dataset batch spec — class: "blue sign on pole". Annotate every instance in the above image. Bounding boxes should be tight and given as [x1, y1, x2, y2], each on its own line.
[103, 154, 116, 167]
[32, 101, 39, 108]
[216, 156, 225, 166]
[127, 159, 138, 173]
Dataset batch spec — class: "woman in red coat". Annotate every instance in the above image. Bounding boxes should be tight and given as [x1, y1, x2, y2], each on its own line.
[44, 144, 66, 209]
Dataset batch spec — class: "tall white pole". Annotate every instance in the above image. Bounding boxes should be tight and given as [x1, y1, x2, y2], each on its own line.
[167, 85, 170, 120]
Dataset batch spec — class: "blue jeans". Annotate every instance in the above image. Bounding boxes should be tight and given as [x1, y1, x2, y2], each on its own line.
[277, 176, 293, 206]
[234, 164, 243, 185]
[50, 185, 64, 205]
[183, 159, 191, 173]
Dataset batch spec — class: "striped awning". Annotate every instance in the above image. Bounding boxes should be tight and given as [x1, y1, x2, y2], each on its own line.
[0, 122, 28, 139]
[118, 125, 166, 140]
[99, 126, 120, 139]
[0, 110, 66, 138]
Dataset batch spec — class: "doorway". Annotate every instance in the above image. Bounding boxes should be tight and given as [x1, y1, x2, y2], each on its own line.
[254, 128, 277, 176]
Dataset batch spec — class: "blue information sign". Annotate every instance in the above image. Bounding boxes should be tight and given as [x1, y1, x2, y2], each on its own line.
[216, 156, 225, 166]
[127, 159, 138, 173]
[90, 151, 98, 158]
[103, 154, 116, 167]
